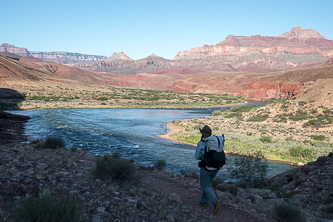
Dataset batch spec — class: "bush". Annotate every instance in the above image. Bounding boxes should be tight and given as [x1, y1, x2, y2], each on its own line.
[310, 135, 326, 141]
[92, 155, 137, 183]
[154, 159, 167, 170]
[227, 152, 268, 188]
[321, 203, 333, 213]
[36, 136, 65, 149]
[274, 202, 307, 222]
[301, 148, 317, 159]
[259, 136, 272, 143]
[289, 146, 302, 157]
[13, 193, 82, 222]
[212, 110, 222, 116]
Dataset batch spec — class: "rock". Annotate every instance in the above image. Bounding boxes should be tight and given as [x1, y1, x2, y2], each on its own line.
[167, 193, 182, 204]
[129, 188, 136, 196]
[297, 162, 305, 166]
[245, 195, 256, 203]
[248, 188, 277, 199]
[216, 184, 238, 197]
[37, 163, 48, 171]
[184, 172, 199, 180]
[83, 152, 97, 161]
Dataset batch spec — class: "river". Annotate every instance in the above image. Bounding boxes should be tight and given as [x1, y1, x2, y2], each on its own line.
[9, 105, 296, 180]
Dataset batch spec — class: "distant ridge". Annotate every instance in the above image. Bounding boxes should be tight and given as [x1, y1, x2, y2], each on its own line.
[0, 43, 106, 64]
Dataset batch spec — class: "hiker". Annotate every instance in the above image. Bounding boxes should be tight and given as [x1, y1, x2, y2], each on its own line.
[195, 125, 223, 213]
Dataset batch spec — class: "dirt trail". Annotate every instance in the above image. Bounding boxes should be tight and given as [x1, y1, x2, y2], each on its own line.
[143, 172, 260, 222]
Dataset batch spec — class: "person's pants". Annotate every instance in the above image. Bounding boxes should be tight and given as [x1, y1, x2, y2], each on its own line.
[199, 167, 218, 206]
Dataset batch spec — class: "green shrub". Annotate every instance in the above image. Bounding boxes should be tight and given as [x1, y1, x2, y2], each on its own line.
[274, 202, 307, 222]
[298, 101, 307, 106]
[92, 155, 137, 183]
[13, 193, 82, 222]
[227, 152, 268, 188]
[248, 114, 269, 122]
[289, 146, 302, 157]
[36, 136, 65, 149]
[301, 148, 317, 159]
[259, 136, 272, 143]
[212, 110, 222, 116]
[310, 135, 326, 141]
[225, 112, 242, 118]
[154, 159, 167, 170]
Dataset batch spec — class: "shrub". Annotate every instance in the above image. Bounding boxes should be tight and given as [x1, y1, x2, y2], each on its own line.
[310, 135, 326, 141]
[321, 203, 333, 213]
[36, 136, 65, 149]
[301, 148, 317, 159]
[274, 202, 307, 222]
[259, 136, 272, 143]
[248, 114, 269, 122]
[212, 110, 222, 116]
[227, 152, 268, 188]
[289, 146, 302, 157]
[92, 155, 137, 183]
[225, 112, 242, 118]
[212, 177, 225, 189]
[154, 159, 167, 170]
[13, 193, 82, 222]
[298, 101, 307, 106]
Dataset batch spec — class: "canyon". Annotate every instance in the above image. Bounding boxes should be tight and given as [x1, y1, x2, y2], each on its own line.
[1, 26, 333, 106]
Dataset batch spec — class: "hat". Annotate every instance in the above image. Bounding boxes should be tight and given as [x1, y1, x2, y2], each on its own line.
[199, 125, 212, 138]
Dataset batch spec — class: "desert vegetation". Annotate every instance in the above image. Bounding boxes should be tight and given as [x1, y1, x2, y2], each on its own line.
[170, 101, 333, 163]
[0, 84, 245, 110]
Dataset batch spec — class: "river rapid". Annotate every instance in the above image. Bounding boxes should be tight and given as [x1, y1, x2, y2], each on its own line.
[10, 105, 296, 180]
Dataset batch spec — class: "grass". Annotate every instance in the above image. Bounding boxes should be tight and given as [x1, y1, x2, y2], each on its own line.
[13, 193, 83, 222]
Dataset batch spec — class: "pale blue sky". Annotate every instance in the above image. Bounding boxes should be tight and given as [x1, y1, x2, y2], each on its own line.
[1, 0, 332, 60]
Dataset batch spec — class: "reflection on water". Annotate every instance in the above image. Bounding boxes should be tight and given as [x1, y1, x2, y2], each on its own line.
[9, 107, 296, 179]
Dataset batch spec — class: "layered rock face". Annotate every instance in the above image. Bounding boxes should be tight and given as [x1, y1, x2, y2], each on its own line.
[75, 53, 179, 74]
[174, 26, 333, 62]
[0, 43, 30, 57]
[0, 43, 106, 64]
[77, 26, 333, 75]
[29, 51, 106, 64]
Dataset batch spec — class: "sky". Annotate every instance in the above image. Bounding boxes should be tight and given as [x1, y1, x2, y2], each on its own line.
[1, 0, 333, 60]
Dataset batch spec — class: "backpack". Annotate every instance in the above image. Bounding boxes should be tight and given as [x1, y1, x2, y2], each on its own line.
[202, 135, 226, 171]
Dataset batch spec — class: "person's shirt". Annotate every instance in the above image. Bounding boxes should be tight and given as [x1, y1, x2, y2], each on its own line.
[195, 138, 206, 160]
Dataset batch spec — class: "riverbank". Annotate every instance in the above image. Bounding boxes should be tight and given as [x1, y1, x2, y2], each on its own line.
[159, 101, 333, 164]
[156, 122, 300, 165]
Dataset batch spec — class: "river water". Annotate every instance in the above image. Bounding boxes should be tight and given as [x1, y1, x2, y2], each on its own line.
[10, 105, 296, 180]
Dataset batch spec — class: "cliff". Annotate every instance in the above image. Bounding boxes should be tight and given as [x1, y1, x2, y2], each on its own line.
[174, 26, 333, 63]
[0, 43, 106, 64]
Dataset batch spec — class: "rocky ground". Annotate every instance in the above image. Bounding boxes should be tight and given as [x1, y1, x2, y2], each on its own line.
[1, 142, 333, 222]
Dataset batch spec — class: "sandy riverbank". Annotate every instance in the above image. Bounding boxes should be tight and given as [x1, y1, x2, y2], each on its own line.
[155, 122, 195, 146]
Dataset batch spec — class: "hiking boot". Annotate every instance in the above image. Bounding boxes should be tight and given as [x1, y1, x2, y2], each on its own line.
[214, 200, 221, 213]
[199, 202, 208, 208]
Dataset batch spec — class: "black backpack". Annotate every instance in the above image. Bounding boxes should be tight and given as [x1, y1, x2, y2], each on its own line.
[202, 136, 226, 171]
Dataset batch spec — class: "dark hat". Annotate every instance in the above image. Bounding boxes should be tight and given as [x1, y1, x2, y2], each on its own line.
[199, 125, 212, 138]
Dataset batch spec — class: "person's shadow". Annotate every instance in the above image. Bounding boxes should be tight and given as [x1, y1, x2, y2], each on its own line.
[0, 88, 25, 110]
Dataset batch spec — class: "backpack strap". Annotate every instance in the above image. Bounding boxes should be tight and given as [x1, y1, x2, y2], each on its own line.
[215, 136, 220, 147]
